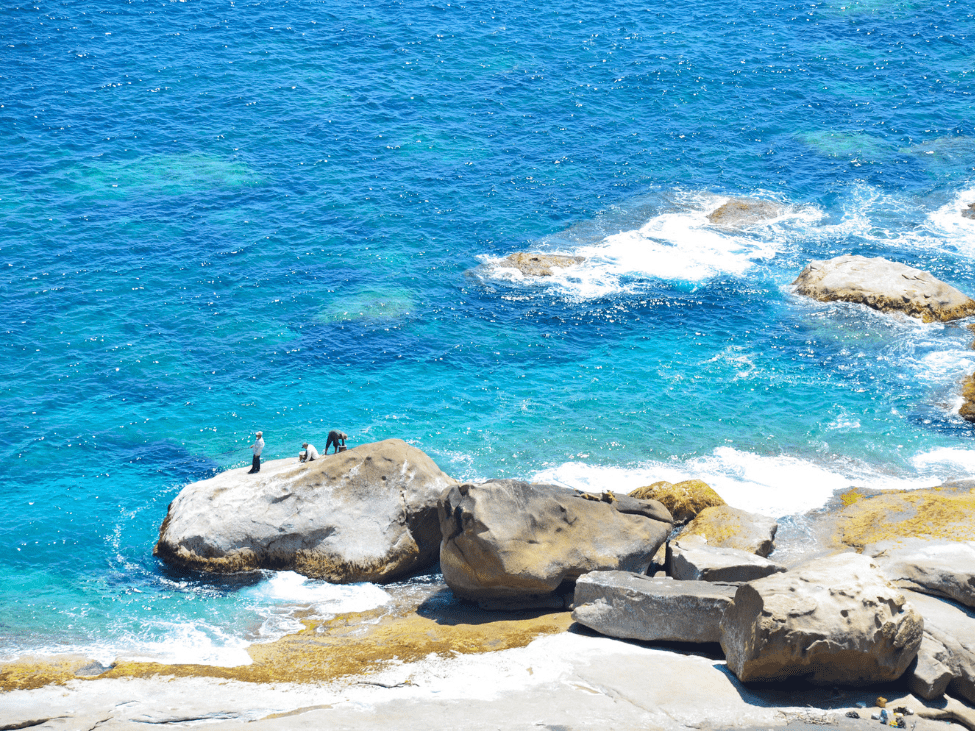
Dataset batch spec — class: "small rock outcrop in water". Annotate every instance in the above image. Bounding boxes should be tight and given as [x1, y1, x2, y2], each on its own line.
[679, 505, 778, 557]
[154, 439, 455, 583]
[720, 553, 923, 685]
[628, 479, 725, 524]
[572, 571, 737, 644]
[960, 372, 975, 422]
[963, 202, 975, 220]
[438, 480, 672, 605]
[792, 254, 975, 323]
[904, 589, 975, 704]
[667, 536, 787, 583]
[497, 252, 585, 277]
[707, 197, 783, 227]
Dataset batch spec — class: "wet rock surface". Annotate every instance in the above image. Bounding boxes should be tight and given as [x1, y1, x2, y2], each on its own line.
[707, 197, 784, 227]
[496, 251, 585, 276]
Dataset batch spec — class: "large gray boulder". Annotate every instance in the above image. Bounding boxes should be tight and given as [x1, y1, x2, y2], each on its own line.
[720, 553, 923, 685]
[868, 539, 975, 609]
[573, 571, 737, 644]
[905, 590, 975, 704]
[155, 439, 456, 583]
[793, 254, 975, 323]
[439, 480, 671, 604]
[679, 505, 779, 557]
[668, 537, 787, 583]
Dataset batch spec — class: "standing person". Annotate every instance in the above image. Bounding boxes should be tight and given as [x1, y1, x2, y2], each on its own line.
[248, 431, 264, 473]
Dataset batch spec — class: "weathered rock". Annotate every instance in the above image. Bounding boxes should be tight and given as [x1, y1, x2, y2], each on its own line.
[960, 372, 975, 423]
[573, 571, 737, 644]
[867, 539, 975, 609]
[439, 480, 671, 603]
[679, 505, 778, 557]
[578, 490, 674, 524]
[668, 537, 787, 583]
[628, 480, 725, 524]
[792, 254, 975, 323]
[827, 483, 975, 553]
[905, 590, 975, 703]
[154, 439, 455, 583]
[720, 553, 923, 685]
[707, 197, 784, 227]
[498, 252, 585, 277]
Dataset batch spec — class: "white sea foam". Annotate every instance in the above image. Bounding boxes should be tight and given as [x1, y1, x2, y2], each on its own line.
[531, 446, 962, 518]
[481, 192, 822, 298]
[112, 621, 255, 667]
[244, 570, 391, 613]
[927, 186, 975, 252]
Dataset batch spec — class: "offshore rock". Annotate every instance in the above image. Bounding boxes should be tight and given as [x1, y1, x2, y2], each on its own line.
[720, 553, 923, 686]
[497, 252, 585, 277]
[679, 505, 778, 557]
[628, 479, 725, 524]
[792, 254, 975, 323]
[707, 197, 784, 227]
[439, 480, 671, 604]
[867, 539, 975, 610]
[904, 590, 975, 703]
[960, 372, 975, 423]
[668, 537, 787, 583]
[963, 202, 975, 220]
[154, 439, 455, 583]
[573, 570, 737, 644]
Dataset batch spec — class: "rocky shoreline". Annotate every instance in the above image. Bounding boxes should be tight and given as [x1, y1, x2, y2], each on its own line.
[6, 244, 975, 729]
[5, 441, 974, 730]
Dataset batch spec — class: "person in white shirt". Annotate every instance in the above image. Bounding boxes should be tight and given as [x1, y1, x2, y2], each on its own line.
[299, 442, 319, 462]
[248, 431, 264, 473]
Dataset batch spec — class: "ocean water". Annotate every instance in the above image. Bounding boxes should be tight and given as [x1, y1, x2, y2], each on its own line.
[2, 0, 975, 664]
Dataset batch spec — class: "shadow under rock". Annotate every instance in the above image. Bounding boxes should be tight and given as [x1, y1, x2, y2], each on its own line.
[416, 587, 569, 627]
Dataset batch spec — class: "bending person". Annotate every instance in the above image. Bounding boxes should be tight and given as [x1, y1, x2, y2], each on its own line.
[325, 430, 347, 454]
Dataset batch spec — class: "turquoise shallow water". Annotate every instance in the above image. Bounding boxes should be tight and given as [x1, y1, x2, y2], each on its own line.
[2, 0, 975, 662]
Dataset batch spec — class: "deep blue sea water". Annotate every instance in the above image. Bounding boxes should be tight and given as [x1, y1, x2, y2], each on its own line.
[2, 0, 975, 664]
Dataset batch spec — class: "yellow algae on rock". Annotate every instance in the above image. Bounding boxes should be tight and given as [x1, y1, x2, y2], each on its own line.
[0, 603, 573, 691]
[0, 655, 104, 692]
[832, 486, 975, 552]
[679, 505, 778, 557]
[628, 480, 725, 524]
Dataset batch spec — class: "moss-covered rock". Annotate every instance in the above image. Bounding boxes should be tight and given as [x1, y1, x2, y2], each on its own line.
[628, 480, 725, 524]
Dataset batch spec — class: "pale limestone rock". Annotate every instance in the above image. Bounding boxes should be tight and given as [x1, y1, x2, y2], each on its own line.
[155, 439, 455, 583]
